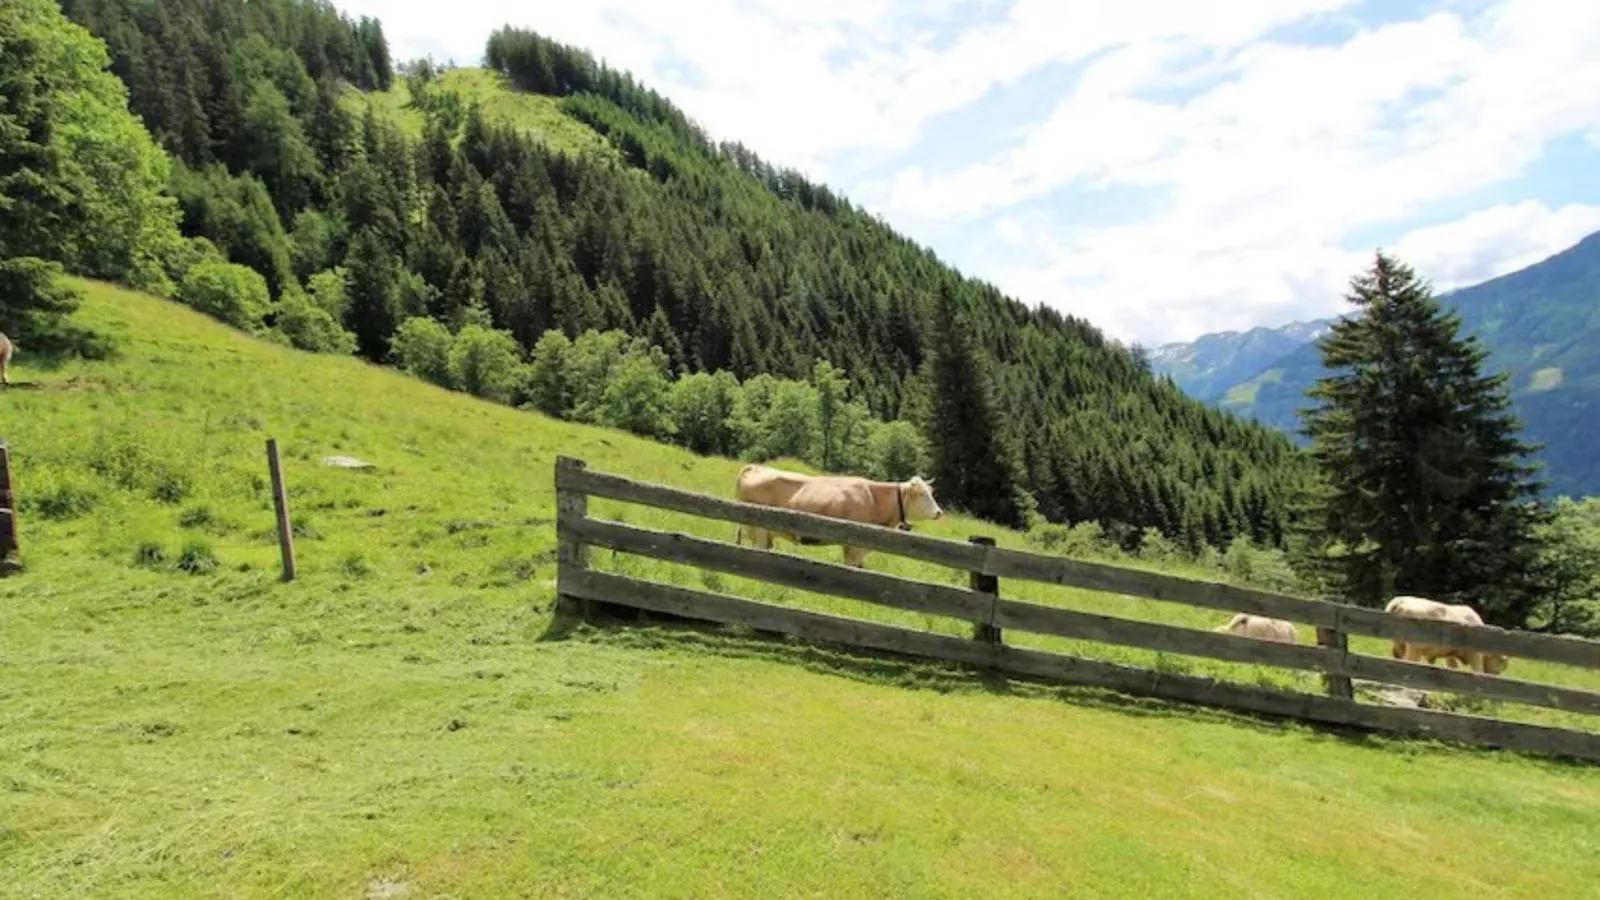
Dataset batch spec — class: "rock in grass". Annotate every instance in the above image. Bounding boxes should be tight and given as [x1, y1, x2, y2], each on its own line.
[321, 455, 376, 471]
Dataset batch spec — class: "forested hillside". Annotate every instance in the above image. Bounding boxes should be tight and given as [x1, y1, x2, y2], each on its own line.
[56, 0, 1308, 551]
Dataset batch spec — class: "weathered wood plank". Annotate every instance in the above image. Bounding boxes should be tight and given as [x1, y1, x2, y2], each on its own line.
[0, 438, 18, 571]
[0, 508, 17, 573]
[976, 551, 1600, 669]
[557, 458, 1600, 671]
[569, 516, 1600, 715]
[555, 457, 594, 619]
[979, 592, 1600, 716]
[1339, 653, 1600, 715]
[559, 569, 1600, 762]
[265, 439, 296, 582]
[1339, 607, 1600, 670]
[555, 458, 986, 571]
[557, 567, 998, 664]
[969, 536, 1002, 645]
[993, 599, 1341, 670]
[984, 544, 1597, 669]
[1318, 613, 1355, 700]
[565, 515, 991, 625]
[984, 547, 1342, 627]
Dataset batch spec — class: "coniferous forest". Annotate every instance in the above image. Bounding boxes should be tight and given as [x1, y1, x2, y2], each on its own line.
[51, 0, 1312, 553]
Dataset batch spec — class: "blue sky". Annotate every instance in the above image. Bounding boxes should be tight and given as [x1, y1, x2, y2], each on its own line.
[332, 0, 1600, 346]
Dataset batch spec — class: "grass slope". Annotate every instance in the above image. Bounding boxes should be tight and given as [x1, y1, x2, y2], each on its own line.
[342, 67, 621, 160]
[2, 280, 1599, 898]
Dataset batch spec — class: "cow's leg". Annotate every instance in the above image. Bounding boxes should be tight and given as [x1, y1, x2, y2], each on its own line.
[1390, 640, 1406, 659]
[843, 545, 866, 568]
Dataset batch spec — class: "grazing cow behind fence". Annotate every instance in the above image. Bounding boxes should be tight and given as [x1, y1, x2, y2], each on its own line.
[1385, 595, 1510, 675]
[0, 332, 12, 386]
[733, 463, 944, 567]
[1213, 613, 1298, 643]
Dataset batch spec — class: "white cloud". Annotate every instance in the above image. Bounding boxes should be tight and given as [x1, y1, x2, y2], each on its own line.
[1391, 201, 1600, 289]
[332, 0, 1600, 346]
[335, 0, 1354, 176]
[911, 0, 1600, 343]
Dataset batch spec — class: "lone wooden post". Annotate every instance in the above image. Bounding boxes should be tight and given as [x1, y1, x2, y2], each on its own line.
[969, 536, 1001, 644]
[555, 456, 592, 619]
[266, 438, 296, 582]
[1318, 606, 1354, 700]
[0, 438, 20, 575]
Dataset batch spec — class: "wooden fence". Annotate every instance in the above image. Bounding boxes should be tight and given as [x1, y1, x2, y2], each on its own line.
[1, 438, 20, 576]
[553, 457, 1600, 762]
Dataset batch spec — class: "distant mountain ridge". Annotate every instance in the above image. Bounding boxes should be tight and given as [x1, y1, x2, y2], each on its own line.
[1151, 318, 1336, 404]
[1158, 231, 1600, 499]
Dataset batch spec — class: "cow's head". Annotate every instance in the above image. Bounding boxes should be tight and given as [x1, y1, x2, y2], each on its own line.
[903, 476, 944, 522]
[1482, 652, 1510, 676]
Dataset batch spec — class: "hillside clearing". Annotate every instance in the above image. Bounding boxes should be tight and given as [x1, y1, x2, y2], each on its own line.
[2, 281, 1598, 898]
[341, 67, 621, 161]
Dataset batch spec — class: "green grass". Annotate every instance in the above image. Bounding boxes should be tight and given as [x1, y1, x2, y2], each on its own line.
[342, 68, 621, 161]
[2, 280, 1599, 897]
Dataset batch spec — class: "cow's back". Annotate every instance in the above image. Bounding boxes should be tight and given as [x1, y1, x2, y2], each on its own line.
[1441, 604, 1486, 627]
[1226, 614, 1297, 643]
[1385, 595, 1451, 620]
[786, 477, 877, 522]
[736, 465, 813, 506]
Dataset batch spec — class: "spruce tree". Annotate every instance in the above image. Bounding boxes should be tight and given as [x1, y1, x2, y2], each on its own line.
[1300, 250, 1549, 626]
[343, 227, 400, 361]
[925, 283, 1029, 527]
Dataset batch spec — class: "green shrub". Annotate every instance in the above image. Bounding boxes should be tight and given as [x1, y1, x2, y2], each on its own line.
[391, 317, 455, 388]
[178, 261, 272, 331]
[274, 286, 357, 354]
[131, 541, 168, 569]
[26, 474, 101, 521]
[1222, 537, 1301, 593]
[175, 539, 219, 575]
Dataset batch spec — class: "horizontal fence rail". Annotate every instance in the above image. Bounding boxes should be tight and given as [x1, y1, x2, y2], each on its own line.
[553, 457, 1600, 762]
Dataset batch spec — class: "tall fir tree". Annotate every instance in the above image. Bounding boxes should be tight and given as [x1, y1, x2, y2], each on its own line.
[343, 226, 400, 361]
[1299, 250, 1549, 626]
[925, 283, 1031, 527]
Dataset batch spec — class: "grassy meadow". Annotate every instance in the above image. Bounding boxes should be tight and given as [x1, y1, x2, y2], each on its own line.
[1, 279, 1598, 898]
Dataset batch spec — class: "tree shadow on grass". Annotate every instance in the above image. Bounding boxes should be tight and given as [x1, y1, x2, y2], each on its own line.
[6, 324, 118, 371]
[540, 608, 1595, 770]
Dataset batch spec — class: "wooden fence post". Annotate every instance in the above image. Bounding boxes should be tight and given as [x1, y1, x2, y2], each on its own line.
[969, 536, 1001, 645]
[0, 438, 19, 575]
[265, 438, 296, 582]
[555, 456, 592, 619]
[1318, 606, 1353, 700]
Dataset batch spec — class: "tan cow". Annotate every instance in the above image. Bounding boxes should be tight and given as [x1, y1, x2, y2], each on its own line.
[0, 332, 12, 387]
[1384, 595, 1509, 675]
[1213, 613, 1298, 644]
[734, 463, 944, 567]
